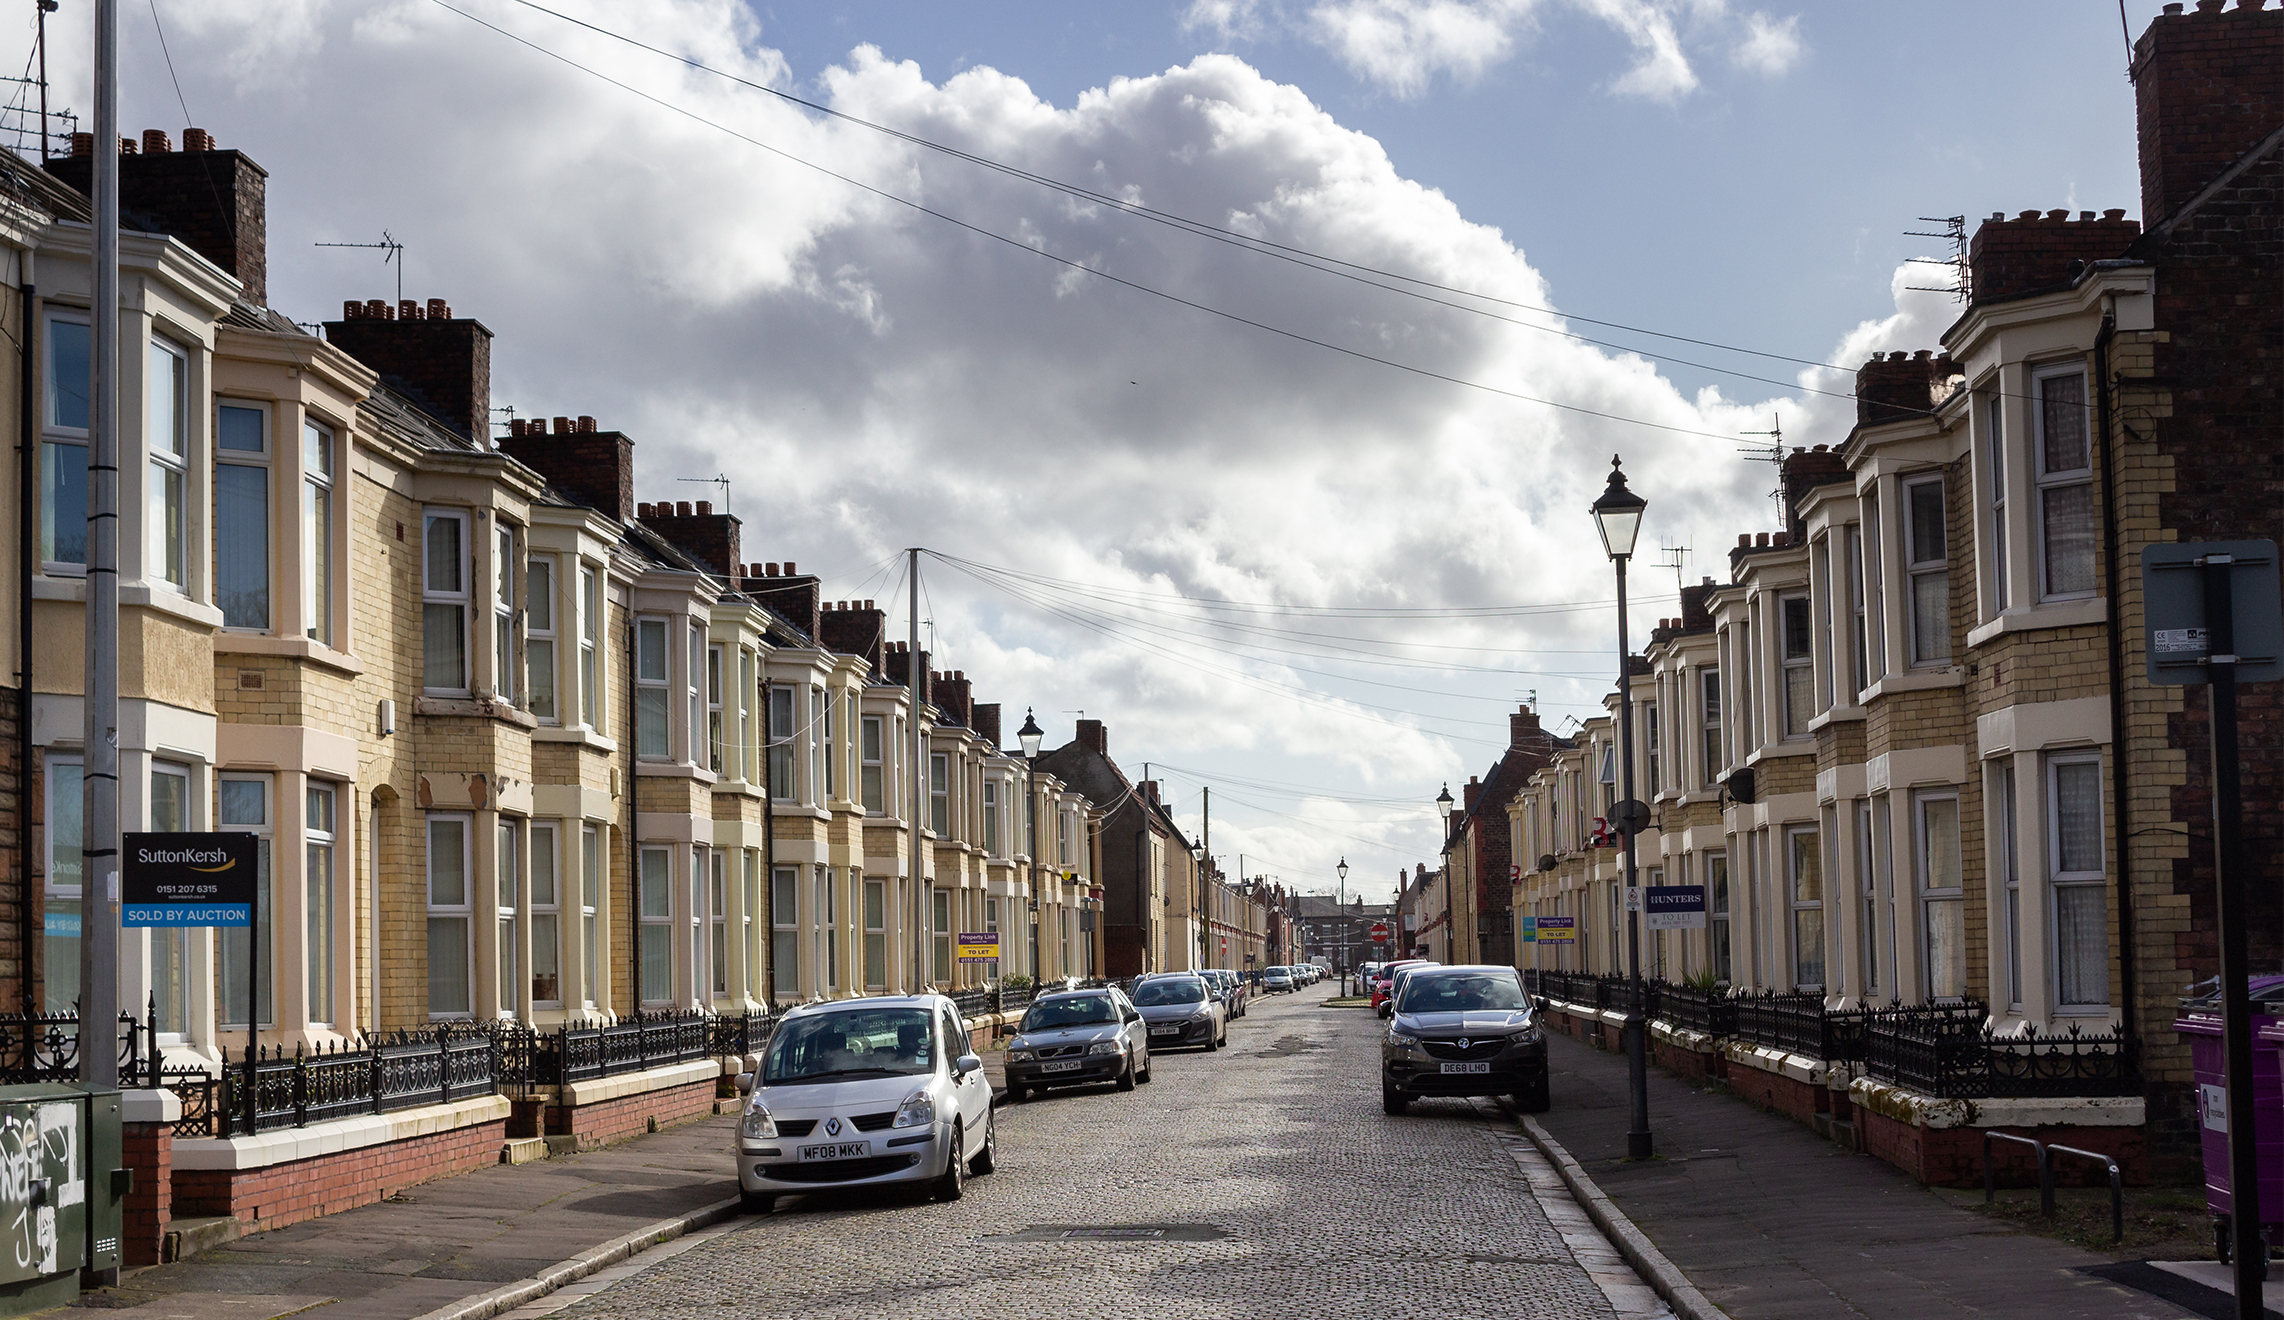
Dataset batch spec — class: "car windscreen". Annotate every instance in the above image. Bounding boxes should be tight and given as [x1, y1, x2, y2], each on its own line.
[764, 1007, 937, 1084]
[1020, 995, 1119, 1032]
[1396, 973, 1528, 1015]
[1133, 979, 1206, 1006]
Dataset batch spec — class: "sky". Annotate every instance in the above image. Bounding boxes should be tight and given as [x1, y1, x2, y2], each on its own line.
[4, 0, 2180, 903]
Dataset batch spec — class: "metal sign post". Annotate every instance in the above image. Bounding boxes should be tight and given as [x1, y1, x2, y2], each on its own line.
[2143, 540, 2282, 1319]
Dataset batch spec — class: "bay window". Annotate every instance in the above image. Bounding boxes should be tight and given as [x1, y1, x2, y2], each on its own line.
[1699, 668, 1722, 785]
[771, 865, 798, 996]
[983, 780, 1000, 856]
[214, 403, 269, 629]
[496, 820, 519, 1017]
[581, 824, 601, 1006]
[492, 526, 516, 702]
[707, 644, 725, 773]
[1846, 525, 1869, 699]
[864, 878, 887, 989]
[304, 420, 336, 644]
[2049, 754, 2109, 1009]
[147, 338, 188, 590]
[1856, 799, 1878, 998]
[1905, 477, 1949, 666]
[220, 774, 275, 1027]
[768, 685, 796, 799]
[2036, 370, 2097, 599]
[861, 715, 884, 812]
[688, 624, 705, 765]
[527, 555, 557, 721]
[1986, 394, 2009, 612]
[1789, 824, 1823, 990]
[1861, 493, 1887, 683]
[742, 849, 760, 999]
[40, 315, 90, 568]
[1994, 761, 2021, 1011]
[639, 846, 673, 1004]
[1781, 592, 1812, 737]
[821, 689, 836, 800]
[426, 814, 472, 1018]
[423, 510, 471, 692]
[929, 752, 949, 835]
[579, 566, 599, 726]
[710, 848, 730, 998]
[636, 618, 670, 758]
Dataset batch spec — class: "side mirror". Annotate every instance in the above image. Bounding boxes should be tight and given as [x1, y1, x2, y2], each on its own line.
[736, 1071, 755, 1094]
[954, 1053, 983, 1078]
[1534, 996, 1550, 1012]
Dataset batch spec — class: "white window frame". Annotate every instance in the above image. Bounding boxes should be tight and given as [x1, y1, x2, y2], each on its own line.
[304, 418, 337, 645]
[929, 752, 950, 836]
[861, 714, 885, 814]
[1915, 788, 1965, 1002]
[1788, 823, 1823, 991]
[219, 772, 275, 1029]
[739, 649, 757, 784]
[40, 313, 91, 572]
[147, 335, 189, 592]
[2048, 752, 2110, 1012]
[526, 554, 558, 722]
[1855, 799, 1878, 999]
[1699, 667, 1722, 786]
[635, 617, 671, 759]
[580, 823, 601, 1008]
[1644, 697, 1661, 792]
[771, 864, 799, 998]
[741, 848, 760, 1001]
[422, 509, 472, 694]
[706, 643, 726, 774]
[578, 565, 600, 727]
[1903, 476, 1950, 667]
[1861, 492, 1888, 683]
[639, 844, 675, 1006]
[426, 812, 475, 1020]
[492, 524, 517, 703]
[982, 779, 1000, 857]
[1846, 523, 1870, 701]
[307, 782, 337, 1028]
[818, 865, 838, 992]
[768, 684, 797, 801]
[865, 877, 889, 990]
[1986, 393, 2010, 614]
[530, 822, 563, 1009]
[2034, 368, 2098, 602]
[820, 688, 836, 800]
[688, 623, 705, 767]
[214, 401, 270, 631]
[496, 818, 519, 1019]
[1780, 591, 1813, 739]
[1993, 760, 2021, 1012]
[150, 762, 193, 1039]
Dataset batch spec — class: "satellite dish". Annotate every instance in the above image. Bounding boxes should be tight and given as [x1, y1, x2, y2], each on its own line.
[1536, 854, 1558, 874]
[1724, 768, 1757, 805]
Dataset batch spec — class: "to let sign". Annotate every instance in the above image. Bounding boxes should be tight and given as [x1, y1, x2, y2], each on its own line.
[1644, 885, 1708, 931]
[1535, 915, 1577, 946]
[955, 932, 1002, 964]
[123, 833, 257, 927]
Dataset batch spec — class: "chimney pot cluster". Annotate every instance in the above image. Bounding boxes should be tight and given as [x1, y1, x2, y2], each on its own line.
[1756, 533, 1771, 548]
[184, 128, 214, 152]
[142, 129, 171, 154]
[340, 297, 456, 321]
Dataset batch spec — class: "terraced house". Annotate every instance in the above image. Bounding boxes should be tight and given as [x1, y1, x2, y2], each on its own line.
[1514, 0, 2281, 1182]
[0, 127, 1119, 1258]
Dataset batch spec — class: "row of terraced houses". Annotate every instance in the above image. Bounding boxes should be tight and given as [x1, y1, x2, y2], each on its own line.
[0, 125, 1293, 1257]
[1411, 2, 2282, 1183]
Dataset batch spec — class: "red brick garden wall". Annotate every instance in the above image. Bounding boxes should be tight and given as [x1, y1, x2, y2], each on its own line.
[546, 1076, 717, 1148]
[1859, 1108, 2150, 1189]
[123, 1121, 172, 1267]
[173, 1117, 507, 1232]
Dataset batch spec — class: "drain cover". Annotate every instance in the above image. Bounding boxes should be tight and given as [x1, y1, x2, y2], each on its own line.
[985, 1224, 1230, 1243]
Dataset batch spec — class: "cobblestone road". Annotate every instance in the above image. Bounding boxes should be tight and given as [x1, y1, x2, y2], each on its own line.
[537, 984, 1664, 1320]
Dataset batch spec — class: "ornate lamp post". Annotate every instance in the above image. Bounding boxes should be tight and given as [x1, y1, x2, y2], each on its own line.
[1591, 455, 1654, 1162]
[1336, 856, 1350, 993]
[1018, 708, 1044, 985]
[1435, 784, 1454, 962]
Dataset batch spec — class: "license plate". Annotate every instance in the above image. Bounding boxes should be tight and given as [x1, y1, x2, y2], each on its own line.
[798, 1141, 869, 1161]
[1040, 1060, 1082, 1073]
[1150, 1026, 1179, 1036]
[1440, 1061, 1491, 1074]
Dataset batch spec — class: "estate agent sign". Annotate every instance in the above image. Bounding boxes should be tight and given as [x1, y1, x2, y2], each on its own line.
[121, 833, 257, 927]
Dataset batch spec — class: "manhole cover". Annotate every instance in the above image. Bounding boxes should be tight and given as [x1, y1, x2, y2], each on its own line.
[984, 1224, 1230, 1242]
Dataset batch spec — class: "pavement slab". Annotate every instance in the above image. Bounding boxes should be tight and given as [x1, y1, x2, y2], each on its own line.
[1532, 1029, 2200, 1319]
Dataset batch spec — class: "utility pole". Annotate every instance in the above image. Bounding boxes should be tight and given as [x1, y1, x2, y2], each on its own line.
[909, 548, 923, 990]
[81, 0, 120, 1092]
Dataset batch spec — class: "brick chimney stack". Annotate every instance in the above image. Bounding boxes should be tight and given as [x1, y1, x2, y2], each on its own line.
[1854, 350, 1963, 430]
[821, 603, 889, 676]
[327, 302, 495, 445]
[738, 562, 821, 639]
[1781, 443, 1855, 542]
[1509, 706, 1541, 749]
[972, 703, 1002, 750]
[636, 500, 741, 579]
[1968, 210, 2140, 305]
[1076, 719, 1109, 757]
[934, 673, 973, 729]
[2132, 1, 2284, 229]
[49, 129, 268, 304]
[884, 642, 932, 708]
[499, 415, 633, 522]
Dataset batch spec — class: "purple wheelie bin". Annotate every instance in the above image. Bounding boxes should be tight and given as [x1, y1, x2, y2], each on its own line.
[2176, 975, 2284, 1267]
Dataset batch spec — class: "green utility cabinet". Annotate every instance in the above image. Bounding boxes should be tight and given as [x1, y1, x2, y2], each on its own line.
[0, 1086, 124, 1317]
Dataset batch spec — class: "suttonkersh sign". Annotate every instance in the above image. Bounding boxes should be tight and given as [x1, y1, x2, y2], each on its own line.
[123, 833, 258, 928]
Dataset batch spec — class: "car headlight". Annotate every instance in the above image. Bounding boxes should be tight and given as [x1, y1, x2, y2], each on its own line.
[1191, 1005, 1215, 1019]
[1007, 1049, 1036, 1062]
[1513, 1024, 1544, 1045]
[740, 1103, 777, 1140]
[892, 1088, 937, 1130]
[1386, 1027, 1419, 1047]
[1087, 1040, 1124, 1056]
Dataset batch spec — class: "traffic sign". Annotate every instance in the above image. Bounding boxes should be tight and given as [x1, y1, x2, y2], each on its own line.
[1369, 922, 1390, 943]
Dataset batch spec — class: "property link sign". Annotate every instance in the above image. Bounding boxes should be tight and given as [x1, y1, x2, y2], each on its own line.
[122, 832, 257, 927]
[955, 932, 1002, 964]
[1534, 915, 1577, 945]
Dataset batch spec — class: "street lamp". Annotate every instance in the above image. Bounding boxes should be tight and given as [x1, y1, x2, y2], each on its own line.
[1591, 455, 1654, 1162]
[1436, 784, 1454, 963]
[1336, 856, 1349, 993]
[1018, 708, 1044, 986]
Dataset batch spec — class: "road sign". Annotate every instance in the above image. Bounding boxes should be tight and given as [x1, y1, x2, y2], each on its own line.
[122, 833, 257, 927]
[1369, 922, 1390, 943]
[2143, 541, 2284, 685]
[955, 932, 1001, 963]
[1624, 886, 1641, 912]
[1535, 915, 1577, 946]
[1644, 886, 1708, 931]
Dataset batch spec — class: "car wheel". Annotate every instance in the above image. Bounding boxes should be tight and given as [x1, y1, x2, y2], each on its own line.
[970, 1111, 998, 1176]
[1520, 1074, 1552, 1114]
[1202, 1031, 1218, 1053]
[1116, 1056, 1138, 1091]
[933, 1121, 966, 1201]
[1137, 1049, 1153, 1083]
[1005, 1082, 1026, 1104]
[740, 1190, 775, 1215]
[1381, 1085, 1408, 1116]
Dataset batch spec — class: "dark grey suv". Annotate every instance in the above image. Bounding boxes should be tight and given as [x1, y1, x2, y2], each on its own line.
[1380, 965, 1548, 1114]
[1003, 988, 1151, 1102]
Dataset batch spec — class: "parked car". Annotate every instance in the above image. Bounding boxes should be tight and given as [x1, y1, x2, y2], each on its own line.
[1261, 966, 1295, 993]
[1380, 964, 1548, 1115]
[1002, 987, 1151, 1103]
[735, 994, 995, 1214]
[1371, 959, 1432, 1015]
[1381, 962, 1442, 1017]
[1132, 974, 1227, 1049]
[1203, 968, 1248, 1018]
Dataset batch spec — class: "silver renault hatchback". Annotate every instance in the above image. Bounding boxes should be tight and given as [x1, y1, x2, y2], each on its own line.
[737, 994, 996, 1213]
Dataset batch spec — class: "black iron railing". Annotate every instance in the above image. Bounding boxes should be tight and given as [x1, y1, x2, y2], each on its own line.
[1525, 972, 2133, 1100]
